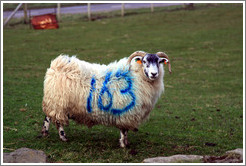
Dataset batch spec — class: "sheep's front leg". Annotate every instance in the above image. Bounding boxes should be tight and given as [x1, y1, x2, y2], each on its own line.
[41, 116, 50, 136]
[119, 129, 129, 148]
[55, 121, 68, 142]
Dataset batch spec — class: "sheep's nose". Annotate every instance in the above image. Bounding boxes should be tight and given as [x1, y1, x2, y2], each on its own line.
[151, 72, 157, 77]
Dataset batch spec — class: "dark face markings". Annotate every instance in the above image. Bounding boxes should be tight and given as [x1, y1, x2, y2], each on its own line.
[143, 54, 161, 80]
[146, 54, 159, 65]
[144, 70, 149, 77]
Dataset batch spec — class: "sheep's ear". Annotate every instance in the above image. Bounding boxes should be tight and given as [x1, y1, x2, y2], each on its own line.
[159, 58, 169, 64]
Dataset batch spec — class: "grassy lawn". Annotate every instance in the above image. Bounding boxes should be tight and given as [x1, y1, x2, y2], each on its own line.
[3, 4, 243, 163]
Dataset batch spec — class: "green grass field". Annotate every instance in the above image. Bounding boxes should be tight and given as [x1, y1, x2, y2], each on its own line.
[3, 4, 243, 163]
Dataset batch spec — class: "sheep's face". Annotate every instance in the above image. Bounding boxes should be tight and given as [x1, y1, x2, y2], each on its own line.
[141, 54, 165, 81]
[129, 51, 171, 80]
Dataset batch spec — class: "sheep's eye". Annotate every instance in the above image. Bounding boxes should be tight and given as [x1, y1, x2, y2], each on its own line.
[135, 58, 142, 64]
[143, 60, 146, 64]
[159, 59, 165, 63]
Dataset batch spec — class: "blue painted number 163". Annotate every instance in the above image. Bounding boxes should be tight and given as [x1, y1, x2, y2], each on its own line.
[86, 70, 136, 115]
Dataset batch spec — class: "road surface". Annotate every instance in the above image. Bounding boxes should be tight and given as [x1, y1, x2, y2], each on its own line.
[3, 3, 183, 18]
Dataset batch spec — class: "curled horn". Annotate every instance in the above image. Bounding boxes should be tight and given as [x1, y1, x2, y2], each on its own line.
[156, 52, 172, 74]
[127, 51, 146, 65]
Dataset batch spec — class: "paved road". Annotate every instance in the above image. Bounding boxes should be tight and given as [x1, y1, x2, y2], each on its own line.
[3, 3, 183, 18]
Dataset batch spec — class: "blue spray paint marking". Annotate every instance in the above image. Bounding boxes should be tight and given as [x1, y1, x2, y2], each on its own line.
[98, 71, 113, 111]
[86, 77, 96, 113]
[86, 69, 136, 115]
[111, 70, 136, 115]
[115, 70, 132, 94]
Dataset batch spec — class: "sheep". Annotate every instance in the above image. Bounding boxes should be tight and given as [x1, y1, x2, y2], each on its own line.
[41, 51, 171, 148]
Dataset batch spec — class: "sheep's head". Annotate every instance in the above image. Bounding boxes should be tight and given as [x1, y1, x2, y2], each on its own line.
[127, 51, 171, 81]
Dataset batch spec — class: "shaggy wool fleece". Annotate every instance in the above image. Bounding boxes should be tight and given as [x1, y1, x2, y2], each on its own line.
[42, 55, 164, 130]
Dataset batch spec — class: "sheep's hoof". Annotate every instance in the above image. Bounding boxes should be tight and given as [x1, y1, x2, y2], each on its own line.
[124, 140, 130, 148]
[119, 139, 129, 148]
[60, 137, 68, 142]
[120, 143, 126, 148]
[41, 129, 49, 137]
[119, 139, 125, 148]
[37, 135, 43, 139]
[120, 143, 130, 148]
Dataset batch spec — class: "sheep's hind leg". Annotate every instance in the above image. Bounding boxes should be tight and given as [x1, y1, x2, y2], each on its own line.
[56, 121, 68, 142]
[41, 116, 50, 137]
[119, 129, 129, 148]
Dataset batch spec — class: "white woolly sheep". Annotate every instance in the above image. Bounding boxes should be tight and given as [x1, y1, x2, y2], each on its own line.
[41, 51, 171, 148]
